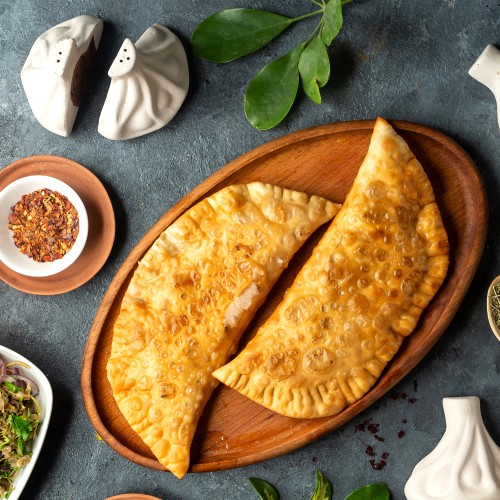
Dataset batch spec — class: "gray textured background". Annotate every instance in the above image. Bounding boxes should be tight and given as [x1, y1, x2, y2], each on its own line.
[1, 0, 499, 499]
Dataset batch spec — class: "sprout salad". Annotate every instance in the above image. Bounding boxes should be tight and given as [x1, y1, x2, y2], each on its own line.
[0, 355, 41, 498]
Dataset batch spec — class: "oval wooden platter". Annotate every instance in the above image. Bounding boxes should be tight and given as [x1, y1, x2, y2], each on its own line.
[81, 119, 487, 473]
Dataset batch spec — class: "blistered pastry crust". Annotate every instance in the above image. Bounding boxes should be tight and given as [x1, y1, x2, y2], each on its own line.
[107, 183, 339, 477]
[212, 118, 449, 419]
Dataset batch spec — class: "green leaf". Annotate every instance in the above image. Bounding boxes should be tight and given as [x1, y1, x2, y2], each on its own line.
[249, 477, 280, 500]
[245, 43, 305, 130]
[0, 436, 10, 450]
[311, 470, 333, 500]
[8, 415, 33, 457]
[191, 9, 293, 63]
[298, 36, 331, 104]
[3, 381, 21, 393]
[345, 482, 391, 500]
[17, 436, 26, 456]
[8, 415, 31, 442]
[321, 0, 343, 46]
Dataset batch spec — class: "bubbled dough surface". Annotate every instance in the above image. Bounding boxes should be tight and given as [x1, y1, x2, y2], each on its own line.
[212, 118, 450, 419]
[106, 182, 340, 478]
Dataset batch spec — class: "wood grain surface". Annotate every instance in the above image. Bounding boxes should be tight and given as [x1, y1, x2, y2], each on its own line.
[105, 495, 162, 500]
[81, 120, 487, 474]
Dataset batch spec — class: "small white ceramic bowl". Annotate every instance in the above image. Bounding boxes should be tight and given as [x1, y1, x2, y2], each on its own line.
[0, 175, 88, 277]
[0, 344, 53, 500]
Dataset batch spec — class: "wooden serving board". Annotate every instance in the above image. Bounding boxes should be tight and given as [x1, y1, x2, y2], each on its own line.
[81, 120, 487, 473]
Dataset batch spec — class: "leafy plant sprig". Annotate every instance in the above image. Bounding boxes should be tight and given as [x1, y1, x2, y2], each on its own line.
[191, 0, 353, 130]
[344, 482, 391, 500]
[311, 470, 333, 500]
[248, 471, 390, 500]
[249, 477, 280, 500]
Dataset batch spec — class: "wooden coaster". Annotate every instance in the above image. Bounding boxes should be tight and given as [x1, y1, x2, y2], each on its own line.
[105, 495, 162, 500]
[0, 155, 115, 295]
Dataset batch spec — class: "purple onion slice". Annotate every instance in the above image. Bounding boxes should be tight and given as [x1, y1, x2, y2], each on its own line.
[0, 358, 5, 383]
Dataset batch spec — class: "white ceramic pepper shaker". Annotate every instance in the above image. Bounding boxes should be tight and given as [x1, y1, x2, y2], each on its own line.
[469, 44, 500, 133]
[21, 15, 103, 136]
[98, 24, 189, 140]
[405, 397, 500, 500]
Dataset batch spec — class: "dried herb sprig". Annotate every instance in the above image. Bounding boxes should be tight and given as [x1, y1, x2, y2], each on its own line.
[191, 0, 353, 130]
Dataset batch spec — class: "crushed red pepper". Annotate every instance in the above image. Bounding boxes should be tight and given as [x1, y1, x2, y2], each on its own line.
[7, 188, 79, 262]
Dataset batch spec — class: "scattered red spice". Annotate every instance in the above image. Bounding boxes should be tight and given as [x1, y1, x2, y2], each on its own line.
[355, 419, 370, 432]
[369, 459, 386, 470]
[355, 387, 418, 470]
[390, 392, 408, 400]
[8, 188, 79, 262]
[365, 445, 376, 457]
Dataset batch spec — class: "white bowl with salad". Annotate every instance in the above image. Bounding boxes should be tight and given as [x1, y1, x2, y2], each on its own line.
[0, 345, 53, 500]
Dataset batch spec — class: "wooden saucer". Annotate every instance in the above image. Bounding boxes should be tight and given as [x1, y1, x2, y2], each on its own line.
[105, 495, 162, 500]
[0, 155, 115, 295]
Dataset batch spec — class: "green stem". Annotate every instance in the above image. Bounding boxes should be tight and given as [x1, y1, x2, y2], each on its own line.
[341, 0, 354, 4]
[304, 17, 324, 45]
[291, 9, 324, 23]
[310, 0, 325, 7]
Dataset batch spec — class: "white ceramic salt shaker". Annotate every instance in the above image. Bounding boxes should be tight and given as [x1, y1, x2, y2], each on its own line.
[98, 24, 189, 140]
[469, 44, 500, 133]
[21, 15, 103, 137]
[405, 397, 500, 500]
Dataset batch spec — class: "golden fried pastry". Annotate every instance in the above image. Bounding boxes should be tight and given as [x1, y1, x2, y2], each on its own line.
[107, 183, 339, 478]
[212, 118, 449, 418]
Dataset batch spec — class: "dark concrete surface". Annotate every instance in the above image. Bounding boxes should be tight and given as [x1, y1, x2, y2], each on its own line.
[1, 1, 499, 499]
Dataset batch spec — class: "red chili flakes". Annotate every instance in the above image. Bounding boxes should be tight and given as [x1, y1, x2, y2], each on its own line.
[365, 445, 376, 457]
[355, 419, 370, 432]
[390, 392, 407, 400]
[8, 188, 79, 262]
[369, 459, 387, 470]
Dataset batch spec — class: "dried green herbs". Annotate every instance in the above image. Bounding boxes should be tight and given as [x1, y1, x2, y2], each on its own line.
[490, 282, 500, 329]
